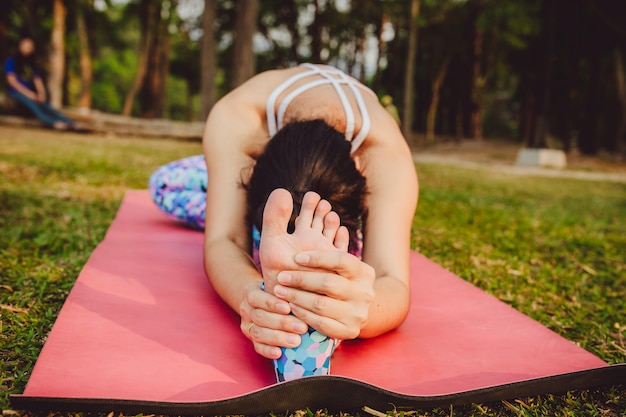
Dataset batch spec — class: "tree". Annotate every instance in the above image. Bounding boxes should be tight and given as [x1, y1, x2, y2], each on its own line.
[75, 0, 94, 111]
[140, 0, 175, 119]
[122, 0, 157, 116]
[48, 0, 67, 109]
[121, 0, 175, 119]
[615, 47, 626, 153]
[425, 54, 450, 142]
[468, 0, 485, 140]
[230, 0, 258, 89]
[420, 1, 466, 141]
[257, 0, 307, 67]
[199, 0, 217, 120]
[402, 0, 421, 137]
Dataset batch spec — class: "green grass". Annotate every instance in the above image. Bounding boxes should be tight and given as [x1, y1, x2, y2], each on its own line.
[1, 126, 624, 416]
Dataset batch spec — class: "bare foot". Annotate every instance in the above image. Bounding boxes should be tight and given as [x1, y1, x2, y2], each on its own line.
[52, 121, 69, 131]
[259, 189, 348, 295]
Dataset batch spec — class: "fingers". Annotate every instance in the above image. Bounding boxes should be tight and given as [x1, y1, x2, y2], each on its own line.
[274, 270, 374, 309]
[244, 321, 302, 359]
[278, 252, 375, 340]
[289, 302, 362, 340]
[294, 250, 373, 279]
[273, 268, 374, 340]
[276, 269, 348, 299]
[241, 284, 308, 359]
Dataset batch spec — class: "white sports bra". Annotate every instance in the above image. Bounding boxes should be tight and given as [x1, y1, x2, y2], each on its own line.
[266, 63, 376, 154]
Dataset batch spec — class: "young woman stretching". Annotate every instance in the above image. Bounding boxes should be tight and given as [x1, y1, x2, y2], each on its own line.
[150, 64, 418, 381]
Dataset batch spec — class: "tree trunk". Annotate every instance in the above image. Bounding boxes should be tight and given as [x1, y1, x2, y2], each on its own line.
[122, 0, 157, 117]
[310, 0, 323, 63]
[426, 55, 450, 142]
[401, 0, 420, 137]
[48, 0, 66, 109]
[76, 1, 93, 111]
[199, 0, 217, 120]
[578, 52, 601, 155]
[615, 47, 626, 154]
[532, 1, 557, 149]
[469, 0, 484, 140]
[371, 13, 388, 93]
[230, 0, 258, 89]
[141, 8, 171, 119]
[520, 78, 536, 147]
[285, 1, 301, 63]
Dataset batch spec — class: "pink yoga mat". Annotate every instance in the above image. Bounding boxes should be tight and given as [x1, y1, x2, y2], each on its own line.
[11, 191, 624, 415]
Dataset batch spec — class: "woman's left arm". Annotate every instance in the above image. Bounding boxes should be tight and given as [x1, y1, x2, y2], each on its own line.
[355, 132, 418, 337]
[273, 120, 418, 339]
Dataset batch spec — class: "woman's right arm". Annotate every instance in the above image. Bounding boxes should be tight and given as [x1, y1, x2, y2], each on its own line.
[6, 72, 38, 100]
[202, 84, 307, 359]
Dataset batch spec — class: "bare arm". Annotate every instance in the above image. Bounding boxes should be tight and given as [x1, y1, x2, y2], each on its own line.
[202, 91, 263, 312]
[357, 124, 418, 337]
[33, 76, 47, 102]
[6, 73, 38, 100]
[202, 78, 308, 358]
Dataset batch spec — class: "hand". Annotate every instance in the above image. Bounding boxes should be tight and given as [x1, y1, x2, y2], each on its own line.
[24, 90, 38, 102]
[259, 189, 349, 296]
[239, 281, 308, 359]
[273, 250, 376, 340]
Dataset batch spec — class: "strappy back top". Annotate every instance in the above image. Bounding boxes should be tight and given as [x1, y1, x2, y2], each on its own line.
[266, 63, 376, 154]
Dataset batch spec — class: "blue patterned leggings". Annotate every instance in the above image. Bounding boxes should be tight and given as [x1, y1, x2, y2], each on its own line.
[149, 155, 208, 230]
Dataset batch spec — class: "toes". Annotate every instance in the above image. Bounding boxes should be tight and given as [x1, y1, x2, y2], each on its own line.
[334, 226, 350, 252]
[312, 199, 332, 231]
[322, 211, 341, 240]
[295, 191, 321, 229]
[262, 188, 293, 237]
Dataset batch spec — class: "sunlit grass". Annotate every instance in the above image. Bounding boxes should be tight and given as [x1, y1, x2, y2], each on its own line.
[413, 164, 626, 364]
[0, 126, 624, 416]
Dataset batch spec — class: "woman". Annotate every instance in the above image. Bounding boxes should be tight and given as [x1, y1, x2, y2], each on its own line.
[4, 37, 75, 130]
[150, 64, 418, 380]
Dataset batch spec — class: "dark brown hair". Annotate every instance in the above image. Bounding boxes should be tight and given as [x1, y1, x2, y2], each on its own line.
[244, 119, 367, 249]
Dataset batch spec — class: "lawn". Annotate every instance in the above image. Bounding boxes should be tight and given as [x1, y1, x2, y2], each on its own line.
[0, 126, 624, 416]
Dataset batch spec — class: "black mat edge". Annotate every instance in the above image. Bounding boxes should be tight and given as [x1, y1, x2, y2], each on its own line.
[10, 364, 625, 415]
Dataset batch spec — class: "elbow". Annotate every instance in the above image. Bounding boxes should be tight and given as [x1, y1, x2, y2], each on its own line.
[395, 282, 411, 327]
[386, 276, 411, 331]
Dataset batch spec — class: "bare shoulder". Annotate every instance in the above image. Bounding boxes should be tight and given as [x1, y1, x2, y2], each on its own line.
[219, 67, 303, 109]
[204, 67, 307, 158]
[361, 103, 412, 159]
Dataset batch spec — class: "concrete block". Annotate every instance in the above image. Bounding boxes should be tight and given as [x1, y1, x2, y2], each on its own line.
[515, 148, 567, 169]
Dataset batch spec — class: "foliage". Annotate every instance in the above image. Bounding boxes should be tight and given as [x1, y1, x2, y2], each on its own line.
[91, 48, 137, 113]
[1, 0, 625, 148]
[0, 128, 624, 416]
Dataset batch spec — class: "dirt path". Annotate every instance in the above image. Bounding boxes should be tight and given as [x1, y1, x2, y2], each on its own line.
[413, 153, 626, 183]
[411, 140, 626, 183]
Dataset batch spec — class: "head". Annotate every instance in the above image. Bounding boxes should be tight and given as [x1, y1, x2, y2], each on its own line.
[18, 38, 35, 57]
[245, 119, 367, 248]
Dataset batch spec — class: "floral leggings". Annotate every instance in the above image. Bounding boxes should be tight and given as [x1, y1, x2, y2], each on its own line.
[149, 155, 362, 382]
[149, 155, 208, 230]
